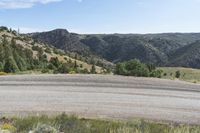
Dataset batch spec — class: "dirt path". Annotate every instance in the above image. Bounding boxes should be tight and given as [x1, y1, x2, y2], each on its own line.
[0, 74, 200, 124]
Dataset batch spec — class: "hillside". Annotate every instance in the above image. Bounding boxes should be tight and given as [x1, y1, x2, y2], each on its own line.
[0, 27, 105, 74]
[168, 41, 200, 68]
[30, 29, 200, 68]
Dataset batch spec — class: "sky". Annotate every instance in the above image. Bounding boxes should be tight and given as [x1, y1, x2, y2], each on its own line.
[0, 0, 200, 34]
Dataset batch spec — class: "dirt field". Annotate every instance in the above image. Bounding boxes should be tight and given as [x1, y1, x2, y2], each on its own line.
[0, 74, 200, 124]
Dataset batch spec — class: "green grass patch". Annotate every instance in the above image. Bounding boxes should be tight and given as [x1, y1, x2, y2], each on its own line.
[1, 114, 200, 133]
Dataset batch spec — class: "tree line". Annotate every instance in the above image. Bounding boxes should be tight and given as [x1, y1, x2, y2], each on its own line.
[0, 37, 97, 74]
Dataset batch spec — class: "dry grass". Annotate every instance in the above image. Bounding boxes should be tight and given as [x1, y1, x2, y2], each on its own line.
[159, 67, 200, 83]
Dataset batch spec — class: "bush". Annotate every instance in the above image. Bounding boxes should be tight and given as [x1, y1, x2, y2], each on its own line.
[56, 63, 70, 74]
[150, 69, 163, 78]
[47, 63, 56, 70]
[44, 48, 51, 54]
[115, 59, 162, 78]
[32, 46, 42, 52]
[175, 71, 181, 78]
[1, 123, 17, 132]
[41, 69, 49, 73]
[33, 124, 58, 133]
[49, 57, 60, 68]
[81, 68, 89, 74]
[4, 57, 19, 73]
[69, 71, 76, 74]
[0, 72, 7, 76]
[90, 64, 96, 74]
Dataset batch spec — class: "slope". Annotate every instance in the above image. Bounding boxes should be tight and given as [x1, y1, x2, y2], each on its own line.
[0, 26, 104, 74]
[30, 29, 200, 68]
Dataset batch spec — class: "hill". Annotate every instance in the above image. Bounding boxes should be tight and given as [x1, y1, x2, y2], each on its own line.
[168, 41, 200, 68]
[0, 27, 105, 74]
[30, 29, 200, 68]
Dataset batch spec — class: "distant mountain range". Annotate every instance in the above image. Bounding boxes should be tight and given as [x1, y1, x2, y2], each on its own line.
[30, 29, 200, 68]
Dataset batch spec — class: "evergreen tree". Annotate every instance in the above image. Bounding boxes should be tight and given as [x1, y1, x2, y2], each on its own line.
[4, 57, 19, 73]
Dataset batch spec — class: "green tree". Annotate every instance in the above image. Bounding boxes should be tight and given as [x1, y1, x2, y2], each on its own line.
[49, 57, 60, 68]
[114, 59, 162, 77]
[115, 63, 126, 75]
[4, 57, 19, 73]
[125, 59, 149, 77]
[56, 63, 70, 74]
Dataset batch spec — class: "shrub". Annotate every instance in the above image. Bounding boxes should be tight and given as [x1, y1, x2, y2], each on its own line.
[1, 123, 17, 132]
[47, 63, 56, 70]
[4, 57, 19, 73]
[49, 57, 60, 68]
[32, 124, 58, 133]
[0, 72, 7, 76]
[115, 59, 162, 78]
[90, 64, 96, 74]
[56, 63, 70, 74]
[32, 46, 42, 52]
[175, 70, 181, 78]
[41, 69, 49, 73]
[150, 69, 163, 78]
[69, 71, 76, 74]
[44, 48, 51, 54]
[81, 68, 89, 74]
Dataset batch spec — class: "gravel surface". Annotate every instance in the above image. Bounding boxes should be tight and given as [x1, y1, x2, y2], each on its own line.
[0, 74, 200, 124]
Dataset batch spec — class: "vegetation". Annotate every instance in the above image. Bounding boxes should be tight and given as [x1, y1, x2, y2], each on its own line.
[0, 37, 36, 73]
[115, 59, 163, 78]
[90, 64, 96, 74]
[0, 114, 200, 133]
[31, 29, 200, 68]
[0, 27, 105, 74]
[160, 67, 200, 83]
[175, 70, 181, 78]
[33, 124, 58, 133]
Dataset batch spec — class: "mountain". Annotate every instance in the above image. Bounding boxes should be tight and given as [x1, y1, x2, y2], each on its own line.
[30, 29, 91, 56]
[30, 29, 200, 68]
[169, 41, 200, 68]
[0, 26, 104, 74]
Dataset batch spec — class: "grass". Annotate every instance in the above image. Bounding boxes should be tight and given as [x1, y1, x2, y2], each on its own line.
[159, 67, 200, 83]
[1, 114, 200, 133]
[0, 72, 8, 76]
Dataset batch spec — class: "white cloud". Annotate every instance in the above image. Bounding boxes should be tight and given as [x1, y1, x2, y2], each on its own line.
[0, 0, 63, 9]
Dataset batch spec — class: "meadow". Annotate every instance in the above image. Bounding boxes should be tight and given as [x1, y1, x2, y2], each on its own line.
[160, 67, 200, 83]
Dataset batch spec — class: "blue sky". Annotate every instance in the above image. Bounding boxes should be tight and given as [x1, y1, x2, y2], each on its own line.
[0, 0, 200, 33]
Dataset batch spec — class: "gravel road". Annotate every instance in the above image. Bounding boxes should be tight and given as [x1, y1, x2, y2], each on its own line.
[0, 74, 200, 124]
